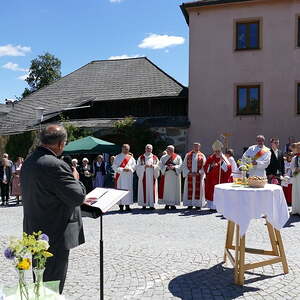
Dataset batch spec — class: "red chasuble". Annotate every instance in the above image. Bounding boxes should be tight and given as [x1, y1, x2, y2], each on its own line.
[139, 154, 158, 204]
[204, 154, 232, 201]
[186, 151, 205, 200]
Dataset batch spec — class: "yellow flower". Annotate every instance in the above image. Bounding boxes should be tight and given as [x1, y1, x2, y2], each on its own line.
[18, 258, 31, 270]
[42, 251, 53, 258]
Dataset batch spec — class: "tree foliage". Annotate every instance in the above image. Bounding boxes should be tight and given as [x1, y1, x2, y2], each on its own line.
[60, 115, 92, 142]
[22, 52, 61, 98]
[112, 117, 167, 157]
[5, 131, 37, 161]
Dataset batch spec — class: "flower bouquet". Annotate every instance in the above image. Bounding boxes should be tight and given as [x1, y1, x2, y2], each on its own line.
[4, 232, 53, 300]
[237, 157, 254, 184]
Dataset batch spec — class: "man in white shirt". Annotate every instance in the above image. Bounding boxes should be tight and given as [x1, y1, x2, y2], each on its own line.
[242, 135, 271, 177]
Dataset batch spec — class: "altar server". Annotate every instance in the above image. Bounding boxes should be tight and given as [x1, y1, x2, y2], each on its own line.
[182, 143, 206, 210]
[113, 144, 136, 211]
[242, 135, 271, 177]
[158, 145, 182, 209]
[282, 152, 293, 206]
[291, 143, 300, 215]
[204, 140, 232, 210]
[136, 144, 160, 209]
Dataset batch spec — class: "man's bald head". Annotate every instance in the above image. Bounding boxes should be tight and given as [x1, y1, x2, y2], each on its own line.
[40, 124, 67, 145]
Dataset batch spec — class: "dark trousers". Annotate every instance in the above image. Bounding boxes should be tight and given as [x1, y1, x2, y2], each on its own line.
[0, 182, 9, 203]
[44, 247, 70, 294]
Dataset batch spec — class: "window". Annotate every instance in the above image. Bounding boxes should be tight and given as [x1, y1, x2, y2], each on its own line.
[237, 85, 260, 115]
[236, 21, 260, 50]
[297, 83, 300, 114]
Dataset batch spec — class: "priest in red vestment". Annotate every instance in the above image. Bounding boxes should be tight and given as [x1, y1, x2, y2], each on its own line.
[204, 140, 232, 211]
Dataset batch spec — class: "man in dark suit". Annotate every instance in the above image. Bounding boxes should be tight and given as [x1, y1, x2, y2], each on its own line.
[21, 124, 86, 294]
[266, 138, 285, 183]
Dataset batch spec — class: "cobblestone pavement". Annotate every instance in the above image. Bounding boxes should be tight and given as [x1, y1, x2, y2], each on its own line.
[1, 202, 300, 299]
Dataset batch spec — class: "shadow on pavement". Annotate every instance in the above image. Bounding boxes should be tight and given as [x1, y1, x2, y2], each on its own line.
[104, 207, 218, 217]
[284, 214, 300, 228]
[168, 263, 261, 300]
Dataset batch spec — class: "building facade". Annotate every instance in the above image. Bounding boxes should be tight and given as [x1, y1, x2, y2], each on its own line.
[181, 0, 300, 155]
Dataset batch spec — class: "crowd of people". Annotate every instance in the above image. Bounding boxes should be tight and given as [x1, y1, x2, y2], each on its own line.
[0, 154, 23, 206]
[2, 134, 300, 214]
[62, 134, 299, 213]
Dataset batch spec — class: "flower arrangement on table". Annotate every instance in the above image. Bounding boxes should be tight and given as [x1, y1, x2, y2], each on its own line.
[236, 157, 253, 184]
[4, 231, 53, 300]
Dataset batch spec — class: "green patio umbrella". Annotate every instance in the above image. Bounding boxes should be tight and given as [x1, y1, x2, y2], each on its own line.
[63, 136, 120, 155]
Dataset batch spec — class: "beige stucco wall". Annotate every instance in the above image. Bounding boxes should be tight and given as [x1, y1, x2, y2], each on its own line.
[188, 0, 300, 156]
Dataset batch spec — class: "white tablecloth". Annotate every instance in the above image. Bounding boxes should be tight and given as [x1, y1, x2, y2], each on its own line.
[214, 183, 289, 236]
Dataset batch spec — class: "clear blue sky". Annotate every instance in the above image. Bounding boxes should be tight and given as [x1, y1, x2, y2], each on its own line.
[0, 0, 189, 102]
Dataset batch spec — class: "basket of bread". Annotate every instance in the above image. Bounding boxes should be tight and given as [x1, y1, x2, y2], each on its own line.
[247, 176, 267, 188]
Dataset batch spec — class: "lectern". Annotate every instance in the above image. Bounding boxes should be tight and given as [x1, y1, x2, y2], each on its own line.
[81, 188, 129, 300]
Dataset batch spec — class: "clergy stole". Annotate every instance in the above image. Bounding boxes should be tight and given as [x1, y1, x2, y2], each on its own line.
[253, 147, 269, 160]
[115, 155, 132, 188]
[187, 151, 204, 200]
[140, 154, 158, 204]
[158, 153, 177, 199]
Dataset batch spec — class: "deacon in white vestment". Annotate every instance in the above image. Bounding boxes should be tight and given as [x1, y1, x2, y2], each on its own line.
[112, 144, 136, 211]
[136, 144, 160, 209]
[182, 143, 206, 209]
[158, 145, 182, 209]
[291, 144, 300, 215]
[242, 135, 271, 177]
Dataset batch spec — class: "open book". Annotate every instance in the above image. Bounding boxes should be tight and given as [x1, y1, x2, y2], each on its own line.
[82, 188, 129, 217]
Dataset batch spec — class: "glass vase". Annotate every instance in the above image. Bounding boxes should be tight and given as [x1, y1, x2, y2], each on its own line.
[33, 268, 45, 300]
[17, 269, 29, 300]
[241, 170, 247, 184]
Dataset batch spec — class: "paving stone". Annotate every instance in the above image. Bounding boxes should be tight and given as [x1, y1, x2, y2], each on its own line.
[1, 204, 300, 299]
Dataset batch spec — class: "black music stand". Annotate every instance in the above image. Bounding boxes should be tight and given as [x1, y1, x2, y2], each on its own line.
[81, 188, 129, 300]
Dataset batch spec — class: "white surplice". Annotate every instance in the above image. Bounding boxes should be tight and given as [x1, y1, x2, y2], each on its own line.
[182, 152, 206, 208]
[112, 153, 136, 205]
[136, 153, 160, 207]
[242, 145, 271, 177]
[158, 154, 182, 206]
[291, 156, 300, 215]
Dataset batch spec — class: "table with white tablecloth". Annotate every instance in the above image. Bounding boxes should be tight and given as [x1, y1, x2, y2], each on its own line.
[214, 183, 290, 285]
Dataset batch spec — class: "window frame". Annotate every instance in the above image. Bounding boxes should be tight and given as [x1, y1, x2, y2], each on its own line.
[235, 20, 261, 51]
[236, 85, 261, 116]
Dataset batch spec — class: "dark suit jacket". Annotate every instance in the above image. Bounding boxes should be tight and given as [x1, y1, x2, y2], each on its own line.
[0, 165, 12, 183]
[21, 146, 86, 250]
[266, 149, 285, 177]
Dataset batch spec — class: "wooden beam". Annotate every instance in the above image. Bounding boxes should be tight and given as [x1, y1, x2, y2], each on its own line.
[244, 257, 282, 270]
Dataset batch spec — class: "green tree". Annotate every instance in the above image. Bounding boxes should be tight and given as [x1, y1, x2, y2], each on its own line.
[5, 131, 37, 161]
[112, 117, 167, 157]
[60, 115, 92, 142]
[22, 52, 61, 98]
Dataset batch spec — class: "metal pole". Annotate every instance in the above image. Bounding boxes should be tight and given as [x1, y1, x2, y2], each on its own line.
[100, 214, 104, 300]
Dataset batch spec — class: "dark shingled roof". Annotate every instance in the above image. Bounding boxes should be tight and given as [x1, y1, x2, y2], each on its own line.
[0, 104, 11, 114]
[181, 0, 256, 24]
[0, 57, 187, 135]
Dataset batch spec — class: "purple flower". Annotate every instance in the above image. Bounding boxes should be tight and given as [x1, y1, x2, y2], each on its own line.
[39, 234, 49, 242]
[4, 248, 15, 260]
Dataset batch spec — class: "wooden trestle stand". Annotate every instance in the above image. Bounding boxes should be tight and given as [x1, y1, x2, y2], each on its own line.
[223, 220, 289, 285]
